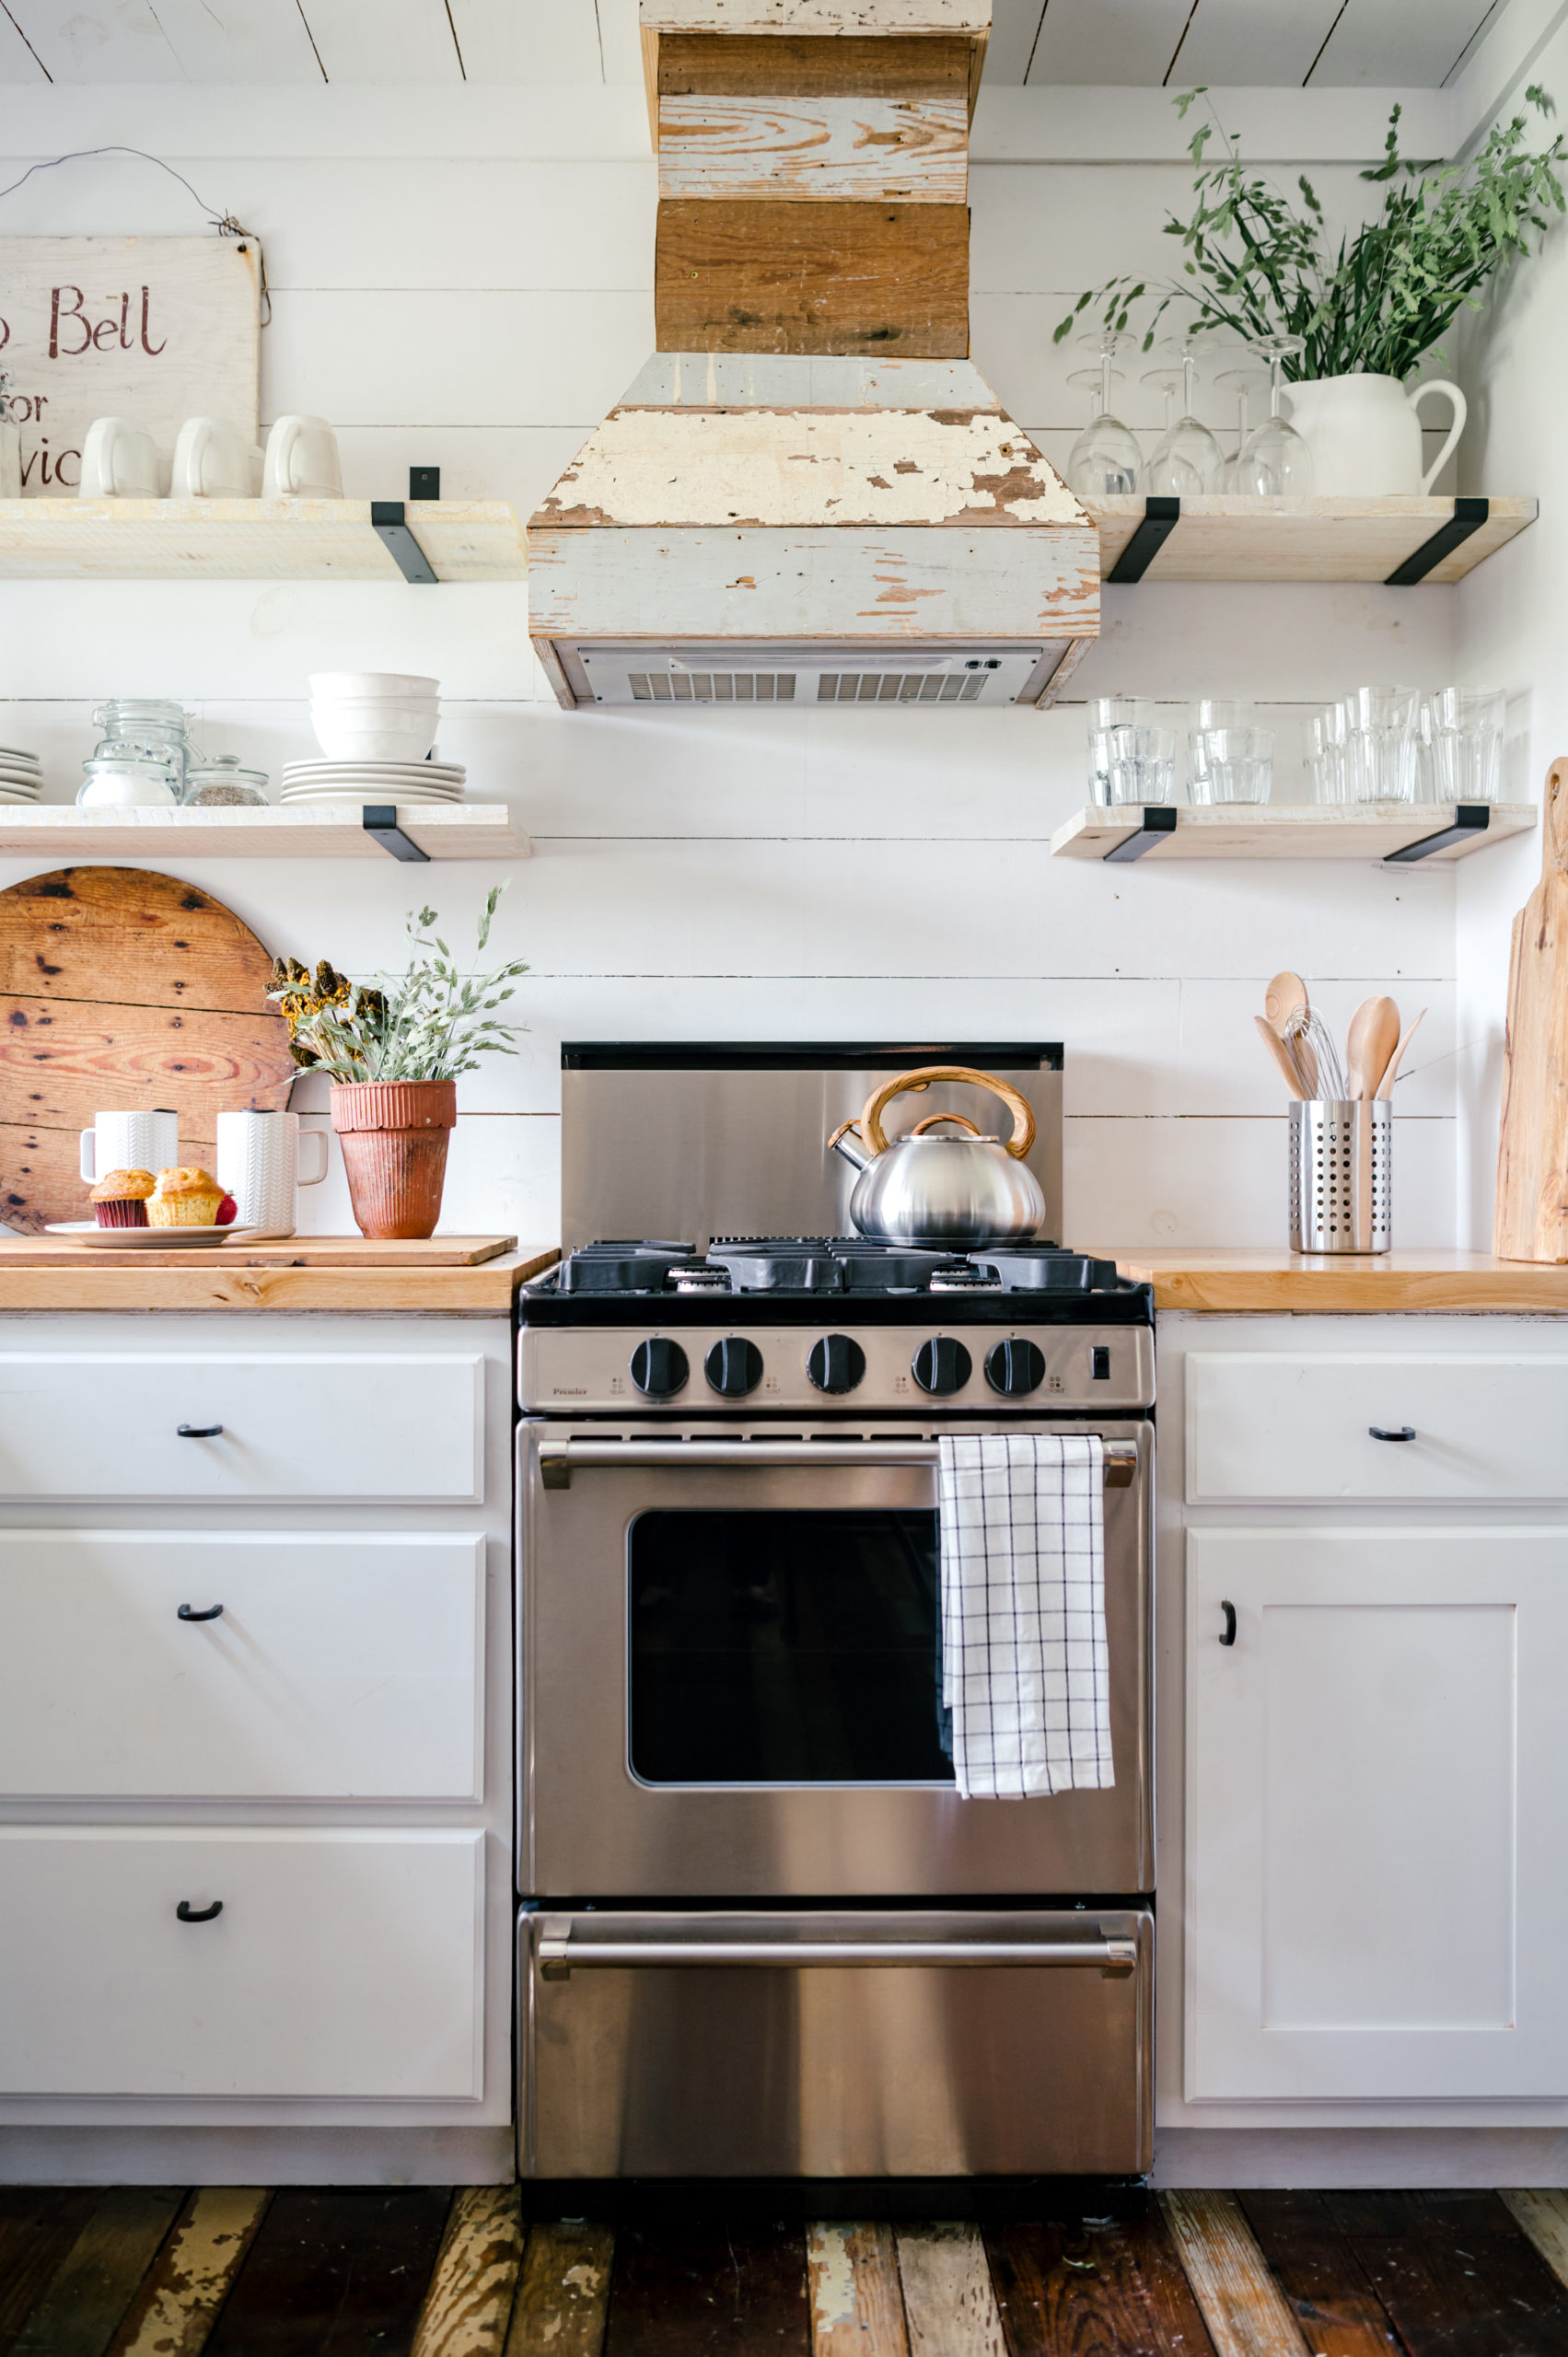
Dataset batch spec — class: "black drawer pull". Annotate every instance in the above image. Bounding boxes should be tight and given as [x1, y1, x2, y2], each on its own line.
[1369, 1424, 1416, 1443]
[177, 1602, 224, 1622]
[1219, 1600, 1237, 1646]
[177, 1423, 224, 1439]
[176, 1899, 223, 1923]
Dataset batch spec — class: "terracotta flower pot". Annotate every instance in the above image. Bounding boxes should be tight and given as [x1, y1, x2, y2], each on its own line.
[330, 1080, 457, 1240]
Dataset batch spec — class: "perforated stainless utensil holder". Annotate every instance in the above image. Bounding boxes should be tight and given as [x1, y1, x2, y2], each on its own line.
[1289, 1099, 1391, 1254]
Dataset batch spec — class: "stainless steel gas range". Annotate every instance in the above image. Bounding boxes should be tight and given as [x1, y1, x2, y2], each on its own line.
[516, 1043, 1155, 2181]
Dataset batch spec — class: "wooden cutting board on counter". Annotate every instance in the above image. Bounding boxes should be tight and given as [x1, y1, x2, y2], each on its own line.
[0, 865, 296, 1232]
[0, 1235, 521, 1268]
[1495, 759, 1568, 1260]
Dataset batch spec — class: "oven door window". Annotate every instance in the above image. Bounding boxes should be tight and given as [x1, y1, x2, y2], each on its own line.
[629, 1509, 954, 1785]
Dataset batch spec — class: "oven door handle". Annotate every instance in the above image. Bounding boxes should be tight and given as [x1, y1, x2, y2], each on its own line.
[536, 1933, 1139, 1980]
[538, 1440, 1139, 1490]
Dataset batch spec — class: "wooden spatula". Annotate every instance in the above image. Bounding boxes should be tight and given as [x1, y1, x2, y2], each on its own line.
[1255, 1016, 1307, 1098]
[1376, 1006, 1426, 1099]
[1345, 994, 1400, 1099]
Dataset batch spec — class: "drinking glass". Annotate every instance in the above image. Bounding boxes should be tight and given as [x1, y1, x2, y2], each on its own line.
[1302, 702, 1351, 805]
[1143, 349, 1224, 494]
[1087, 699, 1174, 806]
[1066, 337, 1142, 497]
[1233, 334, 1315, 496]
[1189, 724, 1274, 805]
[1346, 685, 1419, 804]
[1215, 366, 1270, 491]
[1428, 686, 1506, 803]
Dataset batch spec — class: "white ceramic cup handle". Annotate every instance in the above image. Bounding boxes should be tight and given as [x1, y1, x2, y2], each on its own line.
[297, 1130, 330, 1186]
[79, 1128, 96, 1182]
[1411, 379, 1468, 494]
[272, 416, 304, 493]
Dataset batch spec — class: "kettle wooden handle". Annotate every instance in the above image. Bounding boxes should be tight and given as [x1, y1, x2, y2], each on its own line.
[860, 1066, 1037, 1159]
[907, 1113, 984, 1137]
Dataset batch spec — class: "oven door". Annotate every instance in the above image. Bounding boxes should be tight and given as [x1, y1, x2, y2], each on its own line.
[518, 1418, 1152, 1898]
[519, 1905, 1153, 2177]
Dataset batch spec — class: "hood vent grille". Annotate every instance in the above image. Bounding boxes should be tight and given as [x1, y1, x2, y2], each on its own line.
[631, 671, 796, 703]
[819, 672, 986, 705]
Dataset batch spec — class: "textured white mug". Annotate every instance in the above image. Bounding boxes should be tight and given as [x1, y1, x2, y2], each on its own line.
[215, 1110, 329, 1237]
[78, 417, 162, 499]
[79, 1108, 179, 1184]
[263, 414, 343, 499]
[171, 416, 261, 499]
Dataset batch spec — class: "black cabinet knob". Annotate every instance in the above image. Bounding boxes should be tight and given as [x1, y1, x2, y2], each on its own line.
[630, 1338, 689, 1399]
[985, 1338, 1047, 1398]
[807, 1335, 865, 1395]
[912, 1336, 972, 1396]
[705, 1337, 763, 1398]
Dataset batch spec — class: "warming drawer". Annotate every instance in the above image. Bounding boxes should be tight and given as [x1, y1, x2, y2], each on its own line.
[518, 1907, 1152, 2178]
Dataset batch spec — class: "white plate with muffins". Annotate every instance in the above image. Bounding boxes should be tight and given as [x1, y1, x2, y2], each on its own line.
[52, 1162, 261, 1245]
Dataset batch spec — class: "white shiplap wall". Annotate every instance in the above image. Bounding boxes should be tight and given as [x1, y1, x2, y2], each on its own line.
[0, 83, 1468, 1249]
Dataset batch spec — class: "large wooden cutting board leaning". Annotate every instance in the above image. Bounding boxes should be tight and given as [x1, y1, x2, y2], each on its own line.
[0, 866, 295, 1231]
[1495, 761, 1568, 1260]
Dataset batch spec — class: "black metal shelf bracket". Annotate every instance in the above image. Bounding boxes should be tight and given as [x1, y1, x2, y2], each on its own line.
[362, 806, 431, 863]
[1107, 496, 1181, 584]
[1103, 807, 1179, 863]
[1384, 804, 1492, 864]
[1385, 496, 1489, 586]
[371, 499, 439, 585]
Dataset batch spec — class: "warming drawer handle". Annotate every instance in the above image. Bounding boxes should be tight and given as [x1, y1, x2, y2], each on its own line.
[536, 1934, 1138, 1980]
[539, 1441, 1139, 1491]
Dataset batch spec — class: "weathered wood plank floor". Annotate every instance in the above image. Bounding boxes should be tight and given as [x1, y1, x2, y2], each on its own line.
[0, 2185, 1564, 2357]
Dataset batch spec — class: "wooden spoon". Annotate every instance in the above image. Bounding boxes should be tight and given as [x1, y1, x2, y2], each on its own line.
[1376, 1006, 1426, 1100]
[1344, 994, 1400, 1099]
[1255, 1016, 1307, 1099]
[1264, 970, 1309, 1036]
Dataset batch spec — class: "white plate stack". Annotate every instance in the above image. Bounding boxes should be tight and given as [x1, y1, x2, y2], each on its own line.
[280, 760, 467, 807]
[0, 746, 42, 805]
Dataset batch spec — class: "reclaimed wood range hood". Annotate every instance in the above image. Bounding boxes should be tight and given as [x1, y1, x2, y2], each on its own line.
[527, 0, 1100, 710]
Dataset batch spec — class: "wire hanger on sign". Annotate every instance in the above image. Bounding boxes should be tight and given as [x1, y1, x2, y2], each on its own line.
[0, 146, 271, 322]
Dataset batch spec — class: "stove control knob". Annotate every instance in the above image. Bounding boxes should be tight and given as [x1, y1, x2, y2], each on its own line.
[630, 1338, 689, 1399]
[706, 1337, 763, 1398]
[912, 1336, 972, 1396]
[807, 1335, 866, 1395]
[986, 1338, 1047, 1398]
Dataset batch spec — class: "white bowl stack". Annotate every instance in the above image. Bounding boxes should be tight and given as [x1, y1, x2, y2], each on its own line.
[0, 745, 42, 805]
[287, 672, 465, 807]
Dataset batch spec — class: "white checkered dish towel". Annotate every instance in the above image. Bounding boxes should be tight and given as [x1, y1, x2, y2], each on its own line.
[938, 1433, 1114, 1799]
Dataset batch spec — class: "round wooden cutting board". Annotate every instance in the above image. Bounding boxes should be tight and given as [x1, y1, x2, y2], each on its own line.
[0, 866, 296, 1232]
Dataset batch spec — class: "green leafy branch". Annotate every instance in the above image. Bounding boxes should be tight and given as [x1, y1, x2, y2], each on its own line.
[1055, 86, 1566, 383]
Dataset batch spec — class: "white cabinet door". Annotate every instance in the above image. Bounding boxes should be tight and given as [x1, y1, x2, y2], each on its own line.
[0, 1353, 483, 1502]
[0, 1829, 483, 2098]
[0, 1532, 484, 1800]
[1186, 1353, 1568, 1503]
[1186, 1526, 1568, 2101]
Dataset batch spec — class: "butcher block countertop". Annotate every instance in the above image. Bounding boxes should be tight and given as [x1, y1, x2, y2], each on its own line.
[1099, 1247, 1568, 1314]
[0, 1236, 559, 1314]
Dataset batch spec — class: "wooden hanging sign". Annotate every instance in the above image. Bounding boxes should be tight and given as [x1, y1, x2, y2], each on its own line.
[0, 235, 260, 495]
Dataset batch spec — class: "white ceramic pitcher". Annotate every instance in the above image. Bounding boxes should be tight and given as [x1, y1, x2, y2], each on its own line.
[1283, 374, 1467, 496]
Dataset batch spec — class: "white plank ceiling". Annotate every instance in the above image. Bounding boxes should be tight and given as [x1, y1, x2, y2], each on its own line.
[0, 0, 1511, 83]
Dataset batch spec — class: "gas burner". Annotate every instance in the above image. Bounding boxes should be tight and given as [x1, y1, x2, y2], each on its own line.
[705, 1237, 967, 1295]
[557, 1240, 694, 1295]
[670, 1266, 731, 1294]
[967, 1247, 1124, 1294]
[929, 1269, 1004, 1293]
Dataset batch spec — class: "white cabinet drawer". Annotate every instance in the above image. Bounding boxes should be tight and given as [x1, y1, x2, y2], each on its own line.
[0, 1353, 483, 1502]
[1186, 1352, 1568, 1502]
[0, 1829, 483, 2097]
[0, 1532, 484, 1800]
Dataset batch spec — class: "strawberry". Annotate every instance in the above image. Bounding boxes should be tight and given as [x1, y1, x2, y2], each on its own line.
[216, 1194, 238, 1225]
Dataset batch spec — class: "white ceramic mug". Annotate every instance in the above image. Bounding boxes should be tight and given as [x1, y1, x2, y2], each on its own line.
[79, 1108, 179, 1185]
[78, 417, 163, 499]
[263, 414, 343, 500]
[215, 1109, 329, 1237]
[171, 416, 261, 499]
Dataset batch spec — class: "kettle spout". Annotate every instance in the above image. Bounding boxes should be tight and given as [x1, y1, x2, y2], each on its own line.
[828, 1117, 873, 1174]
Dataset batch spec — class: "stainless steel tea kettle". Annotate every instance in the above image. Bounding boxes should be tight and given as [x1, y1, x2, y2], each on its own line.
[828, 1063, 1046, 1248]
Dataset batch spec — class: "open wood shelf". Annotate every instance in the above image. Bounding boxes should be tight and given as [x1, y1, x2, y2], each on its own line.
[1051, 801, 1537, 865]
[1084, 494, 1536, 585]
[0, 805, 531, 861]
[0, 498, 527, 582]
